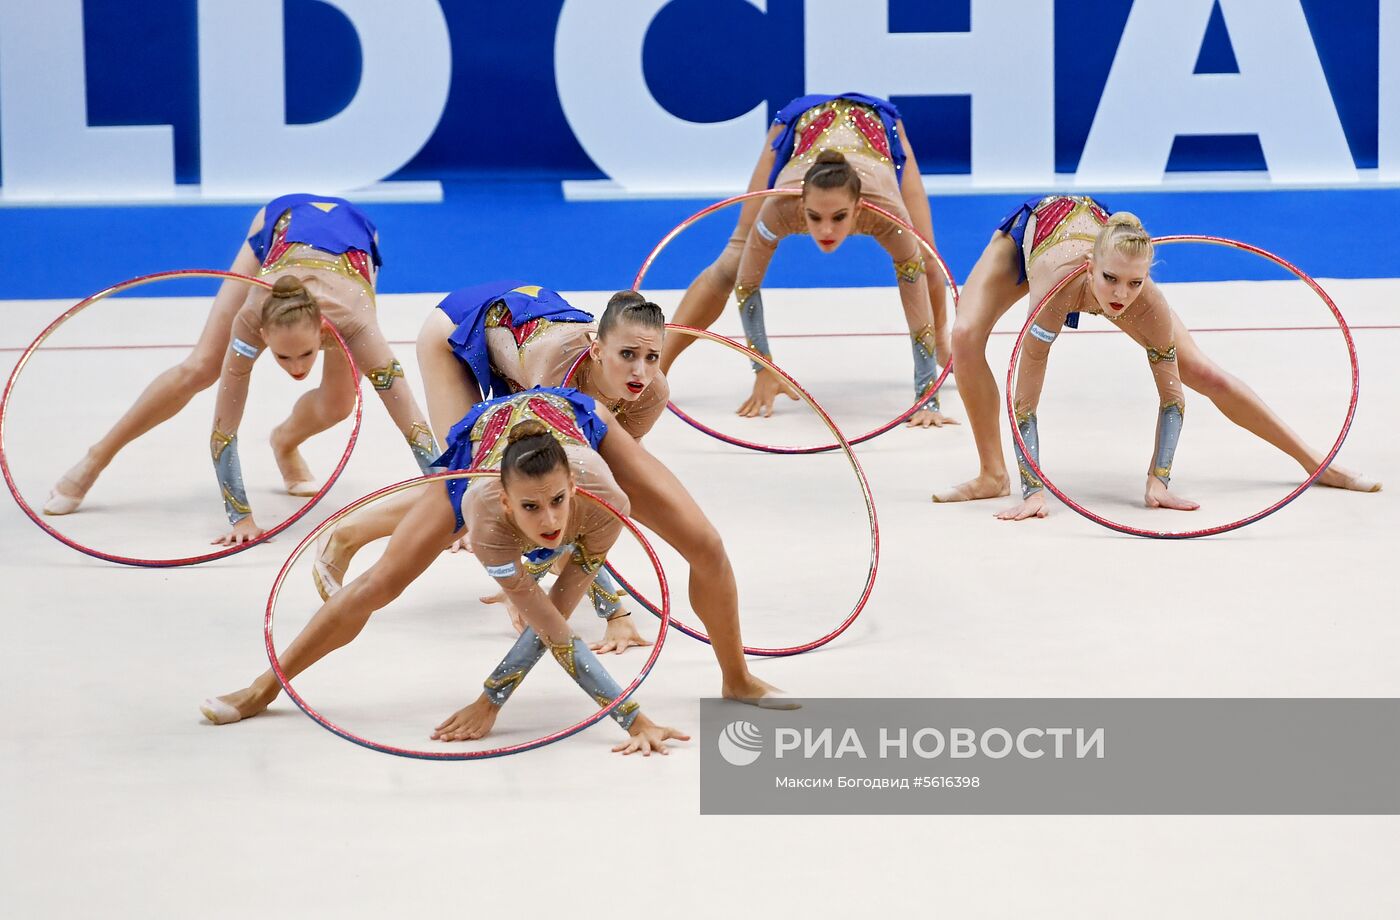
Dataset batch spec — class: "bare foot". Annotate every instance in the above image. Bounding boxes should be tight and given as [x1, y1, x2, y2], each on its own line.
[270, 425, 319, 495]
[200, 685, 277, 725]
[43, 451, 105, 515]
[1316, 464, 1382, 493]
[723, 674, 800, 711]
[933, 473, 1010, 503]
[995, 491, 1049, 521]
[432, 695, 499, 741]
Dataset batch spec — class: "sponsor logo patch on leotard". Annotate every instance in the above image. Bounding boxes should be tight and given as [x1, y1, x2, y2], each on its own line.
[230, 337, 260, 359]
[485, 561, 518, 579]
[755, 219, 778, 243]
[1029, 324, 1057, 344]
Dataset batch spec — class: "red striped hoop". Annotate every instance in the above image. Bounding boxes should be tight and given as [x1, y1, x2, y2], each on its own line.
[1006, 235, 1359, 539]
[634, 188, 960, 455]
[264, 470, 670, 759]
[571, 324, 878, 656]
[0, 269, 363, 566]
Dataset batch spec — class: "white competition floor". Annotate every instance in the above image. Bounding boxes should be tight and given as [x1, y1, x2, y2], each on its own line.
[1, 279, 1396, 917]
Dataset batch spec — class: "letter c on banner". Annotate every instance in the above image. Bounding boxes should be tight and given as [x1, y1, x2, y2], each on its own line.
[555, 0, 770, 192]
[197, 0, 451, 196]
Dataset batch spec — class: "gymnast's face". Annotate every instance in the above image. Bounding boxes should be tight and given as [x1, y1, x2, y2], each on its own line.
[1087, 250, 1151, 315]
[501, 467, 575, 549]
[591, 321, 663, 402]
[262, 318, 321, 381]
[803, 186, 859, 253]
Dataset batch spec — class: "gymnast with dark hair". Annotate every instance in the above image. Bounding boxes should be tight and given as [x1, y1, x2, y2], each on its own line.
[311, 282, 794, 706]
[660, 93, 955, 425]
[202, 391, 690, 756]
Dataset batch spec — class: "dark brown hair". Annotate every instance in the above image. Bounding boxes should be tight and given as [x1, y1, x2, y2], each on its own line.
[260, 276, 320, 330]
[802, 149, 861, 200]
[598, 289, 665, 340]
[500, 420, 569, 487]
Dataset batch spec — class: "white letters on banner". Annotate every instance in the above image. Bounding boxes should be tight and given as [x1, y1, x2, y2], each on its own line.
[555, 0, 771, 192]
[1078, 0, 1355, 184]
[0, 0, 1387, 199]
[197, 0, 451, 197]
[0, 0, 175, 199]
[803, 0, 1054, 186]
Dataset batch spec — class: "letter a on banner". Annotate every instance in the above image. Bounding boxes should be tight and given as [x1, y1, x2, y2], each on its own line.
[1079, 0, 1354, 184]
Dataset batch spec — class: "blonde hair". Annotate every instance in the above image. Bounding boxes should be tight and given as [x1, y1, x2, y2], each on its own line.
[260, 276, 321, 330]
[1094, 211, 1154, 263]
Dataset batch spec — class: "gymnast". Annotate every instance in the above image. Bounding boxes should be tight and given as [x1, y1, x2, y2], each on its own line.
[202, 392, 689, 755]
[315, 282, 793, 705]
[313, 282, 653, 647]
[931, 196, 1380, 519]
[658, 93, 955, 425]
[43, 194, 438, 545]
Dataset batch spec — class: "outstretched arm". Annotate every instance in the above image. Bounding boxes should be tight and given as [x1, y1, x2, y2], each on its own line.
[468, 519, 637, 724]
[435, 547, 685, 752]
[733, 198, 802, 418]
[995, 283, 1072, 522]
[1009, 309, 1064, 499]
[868, 211, 954, 424]
[1121, 291, 1197, 511]
[733, 197, 786, 365]
[209, 319, 263, 544]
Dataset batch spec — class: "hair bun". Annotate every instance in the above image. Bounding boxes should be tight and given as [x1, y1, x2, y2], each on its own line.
[803, 148, 862, 199]
[506, 420, 550, 444]
[1105, 211, 1144, 231]
[271, 275, 306, 297]
[606, 290, 646, 312]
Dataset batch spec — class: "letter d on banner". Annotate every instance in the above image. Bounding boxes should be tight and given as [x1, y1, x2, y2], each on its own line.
[556, 0, 770, 192]
[197, 0, 451, 196]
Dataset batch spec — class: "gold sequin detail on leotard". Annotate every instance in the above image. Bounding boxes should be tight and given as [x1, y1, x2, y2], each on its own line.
[788, 98, 894, 172]
[259, 212, 375, 292]
[469, 393, 588, 471]
[1025, 196, 1107, 270]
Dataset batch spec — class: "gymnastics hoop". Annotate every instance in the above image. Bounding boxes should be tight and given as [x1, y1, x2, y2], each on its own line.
[569, 324, 878, 656]
[633, 187, 961, 455]
[0, 269, 364, 567]
[264, 470, 671, 760]
[1006, 235, 1359, 539]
